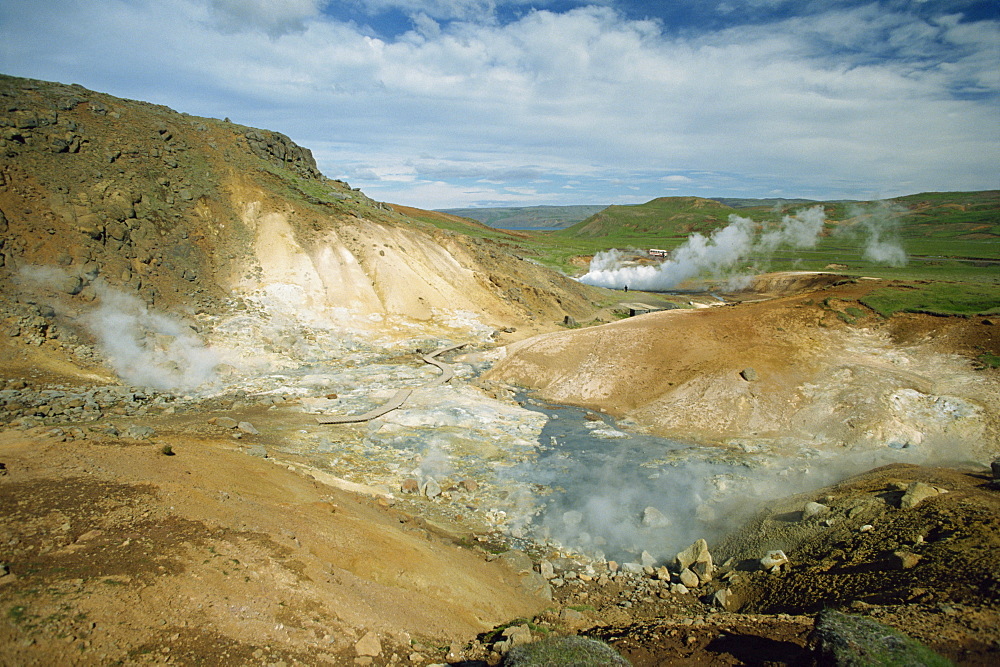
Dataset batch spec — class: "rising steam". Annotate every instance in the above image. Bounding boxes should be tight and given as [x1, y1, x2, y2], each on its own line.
[578, 206, 828, 290]
[84, 284, 220, 391]
[846, 201, 908, 267]
[16, 265, 220, 391]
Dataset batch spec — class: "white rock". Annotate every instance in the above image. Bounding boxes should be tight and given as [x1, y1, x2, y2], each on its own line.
[760, 550, 789, 572]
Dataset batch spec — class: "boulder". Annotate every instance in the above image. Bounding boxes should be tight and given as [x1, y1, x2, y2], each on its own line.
[760, 550, 790, 573]
[803, 501, 830, 519]
[620, 562, 643, 575]
[711, 587, 733, 610]
[354, 631, 381, 657]
[422, 477, 442, 499]
[679, 568, 700, 588]
[494, 624, 533, 654]
[124, 425, 155, 440]
[676, 538, 712, 571]
[892, 551, 922, 570]
[692, 559, 714, 584]
[237, 421, 259, 435]
[900, 482, 943, 509]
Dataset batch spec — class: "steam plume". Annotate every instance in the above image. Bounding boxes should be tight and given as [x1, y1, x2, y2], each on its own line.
[85, 283, 220, 391]
[846, 201, 908, 267]
[578, 206, 827, 290]
[16, 266, 220, 390]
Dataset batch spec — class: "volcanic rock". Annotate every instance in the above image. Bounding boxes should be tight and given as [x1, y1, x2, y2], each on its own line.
[679, 568, 700, 588]
[802, 501, 830, 519]
[237, 421, 259, 435]
[354, 631, 381, 657]
[676, 538, 713, 572]
[900, 482, 944, 509]
[892, 550, 922, 570]
[760, 549, 790, 573]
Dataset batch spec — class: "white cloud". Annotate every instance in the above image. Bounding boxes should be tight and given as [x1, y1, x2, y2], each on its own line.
[208, 0, 325, 36]
[0, 0, 996, 207]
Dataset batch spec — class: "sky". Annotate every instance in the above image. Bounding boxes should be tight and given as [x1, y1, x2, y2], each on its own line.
[1, 1, 998, 209]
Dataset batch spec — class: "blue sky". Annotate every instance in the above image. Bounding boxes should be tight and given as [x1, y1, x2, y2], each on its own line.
[2, 1, 998, 208]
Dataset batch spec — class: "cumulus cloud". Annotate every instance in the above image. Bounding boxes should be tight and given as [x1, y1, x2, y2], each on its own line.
[208, 0, 325, 36]
[0, 0, 996, 208]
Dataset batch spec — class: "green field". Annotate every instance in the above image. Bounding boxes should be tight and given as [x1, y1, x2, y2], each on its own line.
[412, 190, 1000, 316]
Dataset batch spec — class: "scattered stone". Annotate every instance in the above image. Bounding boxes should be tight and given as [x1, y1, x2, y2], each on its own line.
[671, 583, 690, 595]
[892, 550, 923, 570]
[539, 560, 555, 580]
[458, 478, 478, 492]
[640, 550, 656, 568]
[692, 559, 714, 584]
[900, 482, 944, 509]
[711, 587, 733, 610]
[494, 624, 533, 654]
[400, 478, 420, 494]
[124, 425, 155, 440]
[237, 421, 259, 435]
[760, 550, 790, 573]
[676, 538, 712, 570]
[213, 417, 239, 429]
[740, 367, 758, 381]
[802, 501, 830, 519]
[422, 477, 442, 499]
[679, 568, 700, 588]
[354, 631, 381, 657]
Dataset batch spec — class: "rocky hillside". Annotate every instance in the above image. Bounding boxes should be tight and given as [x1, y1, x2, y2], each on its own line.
[0, 73, 604, 390]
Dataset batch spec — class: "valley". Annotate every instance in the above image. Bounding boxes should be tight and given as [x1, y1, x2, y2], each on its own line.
[0, 74, 998, 665]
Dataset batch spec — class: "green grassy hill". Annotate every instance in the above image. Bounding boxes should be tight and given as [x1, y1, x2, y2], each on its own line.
[558, 196, 739, 240]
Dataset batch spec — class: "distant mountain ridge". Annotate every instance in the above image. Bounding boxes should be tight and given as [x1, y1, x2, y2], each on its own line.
[438, 205, 606, 230]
